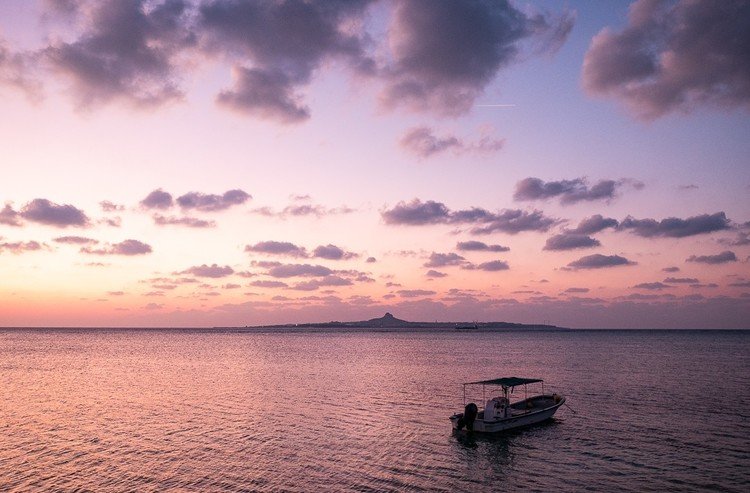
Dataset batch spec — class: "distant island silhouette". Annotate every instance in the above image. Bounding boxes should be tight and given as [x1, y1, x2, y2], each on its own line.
[246, 312, 567, 330]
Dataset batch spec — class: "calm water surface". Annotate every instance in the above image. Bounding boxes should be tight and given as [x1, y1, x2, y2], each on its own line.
[1, 329, 748, 492]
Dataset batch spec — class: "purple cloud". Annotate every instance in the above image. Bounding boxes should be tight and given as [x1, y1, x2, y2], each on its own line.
[397, 289, 436, 298]
[582, 0, 750, 120]
[250, 280, 288, 288]
[99, 200, 124, 212]
[456, 241, 509, 252]
[44, 0, 191, 108]
[633, 282, 673, 291]
[312, 244, 357, 261]
[662, 266, 680, 273]
[569, 214, 619, 235]
[619, 212, 731, 238]
[140, 189, 173, 210]
[20, 199, 89, 228]
[81, 239, 152, 256]
[468, 260, 510, 272]
[664, 277, 699, 284]
[0, 240, 44, 254]
[543, 233, 600, 251]
[246, 241, 307, 258]
[177, 189, 251, 212]
[380, 0, 574, 116]
[266, 263, 333, 278]
[290, 276, 353, 291]
[153, 214, 215, 228]
[469, 209, 558, 235]
[399, 126, 505, 158]
[686, 251, 737, 264]
[424, 252, 466, 268]
[0, 204, 22, 226]
[54, 236, 98, 245]
[366, 257, 377, 263]
[514, 177, 639, 205]
[181, 263, 235, 278]
[567, 254, 635, 270]
[564, 287, 590, 293]
[382, 199, 450, 225]
[426, 269, 448, 278]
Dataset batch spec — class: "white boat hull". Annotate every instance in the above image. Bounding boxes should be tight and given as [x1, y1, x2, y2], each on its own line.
[450, 395, 565, 433]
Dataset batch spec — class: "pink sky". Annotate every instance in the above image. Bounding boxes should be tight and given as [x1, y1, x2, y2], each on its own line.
[1, 0, 749, 328]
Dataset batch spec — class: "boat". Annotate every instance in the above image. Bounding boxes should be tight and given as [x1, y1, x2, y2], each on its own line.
[449, 377, 565, 433]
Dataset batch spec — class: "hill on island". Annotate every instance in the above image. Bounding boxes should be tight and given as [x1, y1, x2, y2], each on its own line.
[248, 313, 566, 330]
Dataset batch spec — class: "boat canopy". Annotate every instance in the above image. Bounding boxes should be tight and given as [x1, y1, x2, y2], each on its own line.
[466, 377, 542, 388]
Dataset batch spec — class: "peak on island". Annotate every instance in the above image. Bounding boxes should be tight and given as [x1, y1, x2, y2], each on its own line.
[246, 313, 567, 330]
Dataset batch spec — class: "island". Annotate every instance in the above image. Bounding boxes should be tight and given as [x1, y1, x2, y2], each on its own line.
[245, 312, 567, 330]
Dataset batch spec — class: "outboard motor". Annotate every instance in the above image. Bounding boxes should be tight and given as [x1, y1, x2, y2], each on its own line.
[457, 403, 478, 431]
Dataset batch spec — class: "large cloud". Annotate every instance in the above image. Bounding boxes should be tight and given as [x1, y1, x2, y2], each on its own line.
[380, 0, 574, 116]
[582, 0, 750, 120]
[382, 198, 557, 234]
[619, 212, 731, 238]
[686, 251, 737, 264]
[567, 254, 635, 270]
[514, 177, 641, 205]
[543, 233, 600, 251]
[81, 239, 152, 255]
[45, 0, 193, 108]
[19, 199, 89, 228]
[200, 0, 373, 123]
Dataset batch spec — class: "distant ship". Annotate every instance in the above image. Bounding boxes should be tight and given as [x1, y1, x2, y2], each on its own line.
[455, 322, 478, 330]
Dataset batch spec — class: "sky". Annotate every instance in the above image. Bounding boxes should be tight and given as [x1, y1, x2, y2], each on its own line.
[1, 0, 749, 329]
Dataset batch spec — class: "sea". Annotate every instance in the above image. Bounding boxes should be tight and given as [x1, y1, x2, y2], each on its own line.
[0, 328, 748, 492]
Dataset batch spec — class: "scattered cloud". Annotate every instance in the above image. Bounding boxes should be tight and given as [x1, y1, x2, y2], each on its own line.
[399, 126, 503, 158]
[312, 244, 357, 260]
[81, 239, 152, 256]
[425, 269, 448, 278]
[366, 257, 377, 263]
[153, 214, 215, 228]
[19, 198, 89, 228]
[633, 282, 672, 291]
[246, 241, 307, 258]
[564, 287, 589, 293]
[424, 252, 466, 268]
[582, 0, 750, 120]
[618, 212, 731, 238]
[686, 251, 737, 264]
[543, 233, 600, 251]
[176, 189, 251, 212]
[99, 200, 124, 212]
[0, 204, 22, 226]
[456, 241, 509, 252]
[567, 254, 635, 270]
[181, 263, 235, 278]
[140, 189, 173, 210]
[664, 277, 699, 284]
[662, 266, 680, 273]
[53, 235, 98, 245]
[397, 289, 436, 298]
[513, 177, 641, 204]
[0, 240, 44, 254]
[250, 280, 288, 289]
[463, 260, 510, 271]
[265, 263, 333, 278]
[569, 214, 619, 235]
[719, 232, 750, 247]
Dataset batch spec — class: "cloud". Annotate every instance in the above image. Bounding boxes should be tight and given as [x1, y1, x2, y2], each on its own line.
[619, 212, 731, 238]
[567, 254, 635, 269]
[366, 257, 377, 263]
[582, 0, 750, 120]
[0, 204, 22, 226]
[569, 214, 619, 235]
[465, 260, 510, 271]
[719, 232, 750, 247]
[144, 302, 163, 310]
[53, 235, 98, 245]
[181, 263, 234, 278]
[0, 240, 44, 254]
[266, 263, 333, 278]
[513, 177, 640, 204]
[252, 203, 355, 219]
[379, 0, 574, 116]
[81, 239, 151, 255]
[290, 276, 353, 291]
[426, 269, 448, 278]
[686, 251, 737, 264]
[729, 281, 750, 288]
[398, 126, 504, 158]
[543, 233, 600, 251]
[424, 252, 466, 268]
[99, 200, 124, 212]
[0, 37, 43, 100]
[662, 266, 680, 273]
[381, 199, 557, 234]
[456, 241, 509, 252]
[19, 198, 89, 227]
[250, 280, 288, 289]
[200, 0, 372, 123]
[153, 214, 215, 228]
[177, 189, 251, 212]
[397, 289, 436, 298]
[246, 241, 307, 258]
[44, 0, 192, 108]
[633, 282, 672, 291]
[564, 287, 589, 293]
[312, 244, 357, 260]
[664, 277, 699, 284]
[140, 189, 173, 210]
